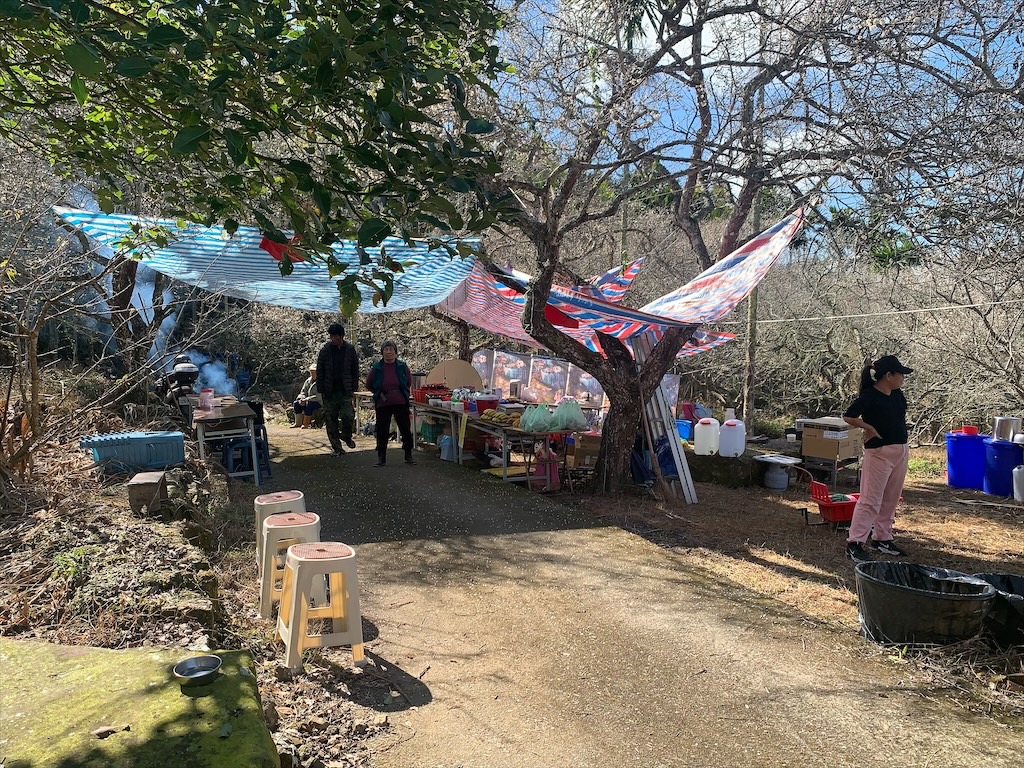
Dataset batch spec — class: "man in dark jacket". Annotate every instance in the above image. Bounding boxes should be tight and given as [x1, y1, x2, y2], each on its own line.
[316, 323, 360, 455]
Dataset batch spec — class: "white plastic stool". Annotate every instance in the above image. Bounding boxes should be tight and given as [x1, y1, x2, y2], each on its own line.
[259, 511, 321, 618]
[254, 490, 306, 573]
[276, 541, 365, 670]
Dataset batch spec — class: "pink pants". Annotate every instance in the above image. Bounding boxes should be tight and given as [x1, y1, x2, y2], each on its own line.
[848, 443, 908, 543]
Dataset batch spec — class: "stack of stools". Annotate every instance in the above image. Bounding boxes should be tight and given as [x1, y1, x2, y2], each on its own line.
[260, 511, 323, 618]
[276, 542, 366, 670]
[254, 490, 306, 574]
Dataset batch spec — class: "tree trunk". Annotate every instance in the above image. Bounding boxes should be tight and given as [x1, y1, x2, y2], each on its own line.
[430, 307, 472, 361]
[521, 239, 698, 492]
[593, 374, 642, 492]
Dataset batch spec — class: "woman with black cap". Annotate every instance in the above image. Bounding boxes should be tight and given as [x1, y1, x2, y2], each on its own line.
[842, 355, 914, 563]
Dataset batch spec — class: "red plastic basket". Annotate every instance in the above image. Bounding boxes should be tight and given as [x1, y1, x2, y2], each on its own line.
[413, 385, 450, 404]
[810, 481, 859, 523]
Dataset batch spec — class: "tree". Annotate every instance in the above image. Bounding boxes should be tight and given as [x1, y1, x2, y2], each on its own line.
[473, 0, 1024, 491]
[0, 0, 509, 312]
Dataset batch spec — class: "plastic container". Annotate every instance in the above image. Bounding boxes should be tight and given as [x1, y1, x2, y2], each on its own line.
[764, 465, 788, 490]
[855, 562, 996, 645]
[959, 425, 979, 435]
[675, 419, 693, 441]
[982, 437, 1024, 496]
[474, 396, 499, 413]
[79, 431, 185, 473]
[199, 388, 214, 409]
[1014, 465, 1024, 503]
[945, 432, 986, 490]
[718, 419, 746, 457]
[971, 573, 1024, 648]
[693, 417, 720, 455]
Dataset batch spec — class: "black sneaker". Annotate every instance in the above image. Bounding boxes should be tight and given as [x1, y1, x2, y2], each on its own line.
[846, 542, 872, 563]
[345, 437, 357, 450]
[330, 446, 346, 456]
[872, 539, 906, 556]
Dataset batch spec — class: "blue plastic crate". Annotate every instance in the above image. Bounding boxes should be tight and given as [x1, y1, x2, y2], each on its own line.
[79, 431, 185, 472]
[675, 419, 693, 441]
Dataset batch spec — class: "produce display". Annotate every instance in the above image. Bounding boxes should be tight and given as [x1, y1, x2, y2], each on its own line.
[479, 408, 522, 428]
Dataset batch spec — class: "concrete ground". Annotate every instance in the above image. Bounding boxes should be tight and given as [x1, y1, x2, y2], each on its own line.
[269, 427, 1024, 768]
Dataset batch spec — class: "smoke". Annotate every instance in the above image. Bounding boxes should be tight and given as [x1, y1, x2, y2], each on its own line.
[184, 350, 239, 396]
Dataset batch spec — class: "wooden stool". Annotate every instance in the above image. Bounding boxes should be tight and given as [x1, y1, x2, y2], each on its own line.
[259, 512, 321, 618]
[276, 542, 365, 670]
[254, 490, 306, 573]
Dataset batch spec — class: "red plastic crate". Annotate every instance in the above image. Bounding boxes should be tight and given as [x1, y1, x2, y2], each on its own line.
[810, 481, 859, 523]
[413, 385, 451, 403]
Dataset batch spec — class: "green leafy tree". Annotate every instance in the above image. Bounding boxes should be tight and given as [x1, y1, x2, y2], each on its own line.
[0, 0, 508, 312]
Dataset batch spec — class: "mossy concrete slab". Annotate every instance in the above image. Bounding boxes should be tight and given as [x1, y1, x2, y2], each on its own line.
[0, 639, 278, 768]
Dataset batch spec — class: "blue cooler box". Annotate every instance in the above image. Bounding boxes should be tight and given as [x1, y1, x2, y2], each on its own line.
[79, 431, 185, 472]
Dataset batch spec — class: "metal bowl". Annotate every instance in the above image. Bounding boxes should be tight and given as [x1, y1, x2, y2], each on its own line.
[172, 654, 222, 687]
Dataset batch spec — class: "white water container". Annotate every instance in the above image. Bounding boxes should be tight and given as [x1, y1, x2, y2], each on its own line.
[694, 417, 720, 455]
[1014, 465, 1024, 503]
[719, 419, 747, 457]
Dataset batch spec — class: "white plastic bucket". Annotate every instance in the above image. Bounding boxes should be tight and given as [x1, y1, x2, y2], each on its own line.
[694, 417, 720, 455]
[1013, 465, 1024, 503]
[719, 419, 746, 457]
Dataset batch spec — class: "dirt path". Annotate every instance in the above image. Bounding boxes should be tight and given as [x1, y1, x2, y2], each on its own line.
[268, 427, 1023, 768]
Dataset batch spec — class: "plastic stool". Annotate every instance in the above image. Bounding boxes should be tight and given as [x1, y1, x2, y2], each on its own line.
[260, 512, 321, 618]
[254, 490, 306, 572]
[224, 435, 272, 481]
[276, 542, 365, 670]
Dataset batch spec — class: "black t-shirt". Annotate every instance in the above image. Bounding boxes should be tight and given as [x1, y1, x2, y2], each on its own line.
[843, 387, 908, 448]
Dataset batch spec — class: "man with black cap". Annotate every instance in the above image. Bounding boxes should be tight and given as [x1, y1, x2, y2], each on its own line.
[316, 323, 360, 456]
[842, 354, 914, 562]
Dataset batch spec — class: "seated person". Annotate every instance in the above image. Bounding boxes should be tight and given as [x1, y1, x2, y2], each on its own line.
[291, 365, 321, 428]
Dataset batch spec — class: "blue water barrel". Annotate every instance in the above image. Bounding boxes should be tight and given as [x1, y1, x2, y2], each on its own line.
[982, 438, 1024, 497]
[945, 432, 985, 490]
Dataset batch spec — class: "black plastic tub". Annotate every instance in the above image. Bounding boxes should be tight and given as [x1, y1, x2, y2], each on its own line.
[855, 562, 996, 645]
[972, 573, 1024, 647]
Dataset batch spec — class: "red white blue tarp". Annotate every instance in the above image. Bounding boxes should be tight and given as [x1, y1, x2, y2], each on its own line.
[438, 261, 736, 357]
[641, 208, 807, 322]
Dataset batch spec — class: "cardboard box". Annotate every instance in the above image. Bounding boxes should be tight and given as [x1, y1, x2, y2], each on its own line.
[801, 417, 862, 461]
[568, 432, 602, 468]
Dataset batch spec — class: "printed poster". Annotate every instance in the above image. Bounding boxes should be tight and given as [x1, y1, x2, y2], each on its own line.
[566, 365, 605, 409]
[471, 349, 494, 389]
[492, 350, 531, 398]
[528, 356, 570, 404]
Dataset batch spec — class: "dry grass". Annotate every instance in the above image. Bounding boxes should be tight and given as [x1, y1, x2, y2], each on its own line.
[581, 446, 1024, 717]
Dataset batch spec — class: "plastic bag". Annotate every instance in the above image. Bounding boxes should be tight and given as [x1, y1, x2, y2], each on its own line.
[552, 399, 588, 430]
[521, 405, 552, 432]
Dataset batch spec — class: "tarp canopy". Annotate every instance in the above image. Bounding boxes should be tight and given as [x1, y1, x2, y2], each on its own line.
[55, 207, 805, 355]
[55, 207, 476, 313]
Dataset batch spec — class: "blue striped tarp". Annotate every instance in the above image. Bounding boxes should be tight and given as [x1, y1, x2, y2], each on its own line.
[54, 208, 478, 313]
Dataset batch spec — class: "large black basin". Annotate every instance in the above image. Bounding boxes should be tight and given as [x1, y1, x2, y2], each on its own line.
[855, 562, 996, 645]
[972, 572, 1024, 647]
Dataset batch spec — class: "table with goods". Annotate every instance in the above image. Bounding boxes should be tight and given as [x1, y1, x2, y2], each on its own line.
[410, 385, 594, 488]
[191, 395, 262, 484]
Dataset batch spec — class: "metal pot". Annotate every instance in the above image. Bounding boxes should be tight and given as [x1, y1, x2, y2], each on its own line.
[993, 416, 1022, 442]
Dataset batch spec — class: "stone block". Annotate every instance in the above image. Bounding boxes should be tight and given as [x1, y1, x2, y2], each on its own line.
[127, 471, 168, 514]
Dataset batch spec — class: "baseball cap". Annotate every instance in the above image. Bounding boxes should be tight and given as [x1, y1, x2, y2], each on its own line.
[874, 355, 913, 375]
